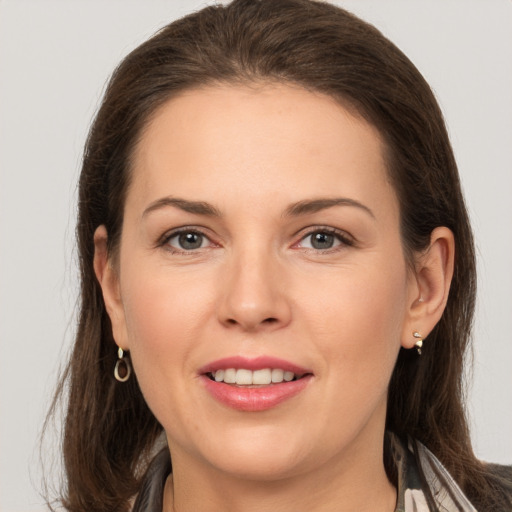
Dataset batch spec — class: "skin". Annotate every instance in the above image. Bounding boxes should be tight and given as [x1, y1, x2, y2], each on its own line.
[94, 83, 454, 512]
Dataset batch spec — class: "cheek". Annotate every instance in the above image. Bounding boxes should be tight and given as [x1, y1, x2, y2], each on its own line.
[296, 252, 408, 391]
[118, 269, 216, 435]
[301, 259, 407, 342]
[120, 267, 214, 379]
[123, 247, 214, 323]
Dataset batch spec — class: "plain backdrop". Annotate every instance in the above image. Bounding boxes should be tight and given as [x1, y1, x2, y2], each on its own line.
[1, 1, 511, 511]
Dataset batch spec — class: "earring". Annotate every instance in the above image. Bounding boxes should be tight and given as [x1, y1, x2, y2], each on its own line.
[413, 331, 423, 355]
[114, 347, 132, 382]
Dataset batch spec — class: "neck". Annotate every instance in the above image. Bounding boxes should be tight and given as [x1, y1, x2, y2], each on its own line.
[163, 429, 396, 512]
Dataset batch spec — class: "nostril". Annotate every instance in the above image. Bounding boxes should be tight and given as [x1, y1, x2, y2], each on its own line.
[225, 317, 277, 326]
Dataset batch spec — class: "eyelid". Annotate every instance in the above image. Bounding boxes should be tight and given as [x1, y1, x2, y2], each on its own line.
[293, 226, 355, 250]
[157, 226, 219, 252]
[156, 225, 354, 253]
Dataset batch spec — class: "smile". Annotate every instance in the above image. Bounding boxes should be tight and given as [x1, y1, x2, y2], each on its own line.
[199, 356, 313, 411]
[209, 368, 301, 385]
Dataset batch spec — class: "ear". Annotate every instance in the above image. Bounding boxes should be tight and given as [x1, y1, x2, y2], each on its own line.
[93, 225, 129, 350]
[401, 226, 455, 349]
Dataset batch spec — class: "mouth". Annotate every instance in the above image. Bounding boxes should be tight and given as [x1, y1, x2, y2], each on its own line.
[206, 368, 307, 386]
[199, 356, 313, 411]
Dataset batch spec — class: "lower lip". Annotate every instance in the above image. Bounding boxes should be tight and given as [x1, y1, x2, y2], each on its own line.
[201, 375, 313, 412]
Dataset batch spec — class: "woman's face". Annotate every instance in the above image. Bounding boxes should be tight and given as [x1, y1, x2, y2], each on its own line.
[106, 83, 421, 480]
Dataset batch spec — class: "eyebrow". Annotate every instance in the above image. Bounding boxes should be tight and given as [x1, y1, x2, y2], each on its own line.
[284, 198, 375, 219]
[142, 196, 375, 220]
[142, 197, 222, 218]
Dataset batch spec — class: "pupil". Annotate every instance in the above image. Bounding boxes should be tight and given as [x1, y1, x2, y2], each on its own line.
[312, 232, 334, 249]
[179, 232, 203, 250]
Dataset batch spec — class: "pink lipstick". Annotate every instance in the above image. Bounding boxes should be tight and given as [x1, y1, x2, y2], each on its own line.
[199, 356, 313, 412]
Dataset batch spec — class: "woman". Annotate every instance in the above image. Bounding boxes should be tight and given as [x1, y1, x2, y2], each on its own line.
[49, 0, 512, 510]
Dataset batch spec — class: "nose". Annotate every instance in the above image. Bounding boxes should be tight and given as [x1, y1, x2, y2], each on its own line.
[216, 247, 292, 332]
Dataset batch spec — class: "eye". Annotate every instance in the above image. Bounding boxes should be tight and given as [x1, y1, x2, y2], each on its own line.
[297, 229, 352, 251]
[166, 230, 210, 251]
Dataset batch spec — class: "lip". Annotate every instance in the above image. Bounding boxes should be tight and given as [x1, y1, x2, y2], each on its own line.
[198, 355, 311, 375]
[198, 356, 313, 412]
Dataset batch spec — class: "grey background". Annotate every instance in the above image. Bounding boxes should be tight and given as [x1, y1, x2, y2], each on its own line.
[1, 1, 511, 510]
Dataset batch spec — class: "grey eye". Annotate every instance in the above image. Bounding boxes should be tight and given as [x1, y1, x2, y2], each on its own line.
[300, 231, 342, 250]
[309, 232, 336, 249]
[168, 231, 207, 250]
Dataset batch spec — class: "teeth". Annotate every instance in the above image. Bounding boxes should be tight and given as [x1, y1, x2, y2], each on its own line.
[235, 369, 253, 385]
[223, 368, 236, 384]
[253, 369, 272, 385]
[271, 369, 284, 383]
[284, 371, 294, 381]
[211, 368, 300, 385]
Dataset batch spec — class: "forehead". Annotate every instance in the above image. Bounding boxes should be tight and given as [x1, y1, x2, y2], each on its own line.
[129, 82, 396, 219]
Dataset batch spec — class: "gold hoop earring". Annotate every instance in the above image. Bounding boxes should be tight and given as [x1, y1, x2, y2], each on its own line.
[413, 331, 423, 355]
[114, 347, 132, 382]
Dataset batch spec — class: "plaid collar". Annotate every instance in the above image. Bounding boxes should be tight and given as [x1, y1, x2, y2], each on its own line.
[389, 432, 477, 511]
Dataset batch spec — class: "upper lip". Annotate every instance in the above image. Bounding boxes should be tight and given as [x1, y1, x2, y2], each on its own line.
[198, 356, 312, 375]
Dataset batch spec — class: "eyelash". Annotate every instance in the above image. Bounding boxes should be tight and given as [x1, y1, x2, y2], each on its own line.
[295, 227, 355, 252]
[158, 226, 355, 254]
[159, 227, 215, 254]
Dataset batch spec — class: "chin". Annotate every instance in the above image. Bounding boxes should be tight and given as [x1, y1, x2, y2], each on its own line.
[208, 450, 307, 482]
[197, 423, 329, 482]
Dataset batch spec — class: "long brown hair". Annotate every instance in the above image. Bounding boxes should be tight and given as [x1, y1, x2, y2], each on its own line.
[48, 0, 507, 510]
